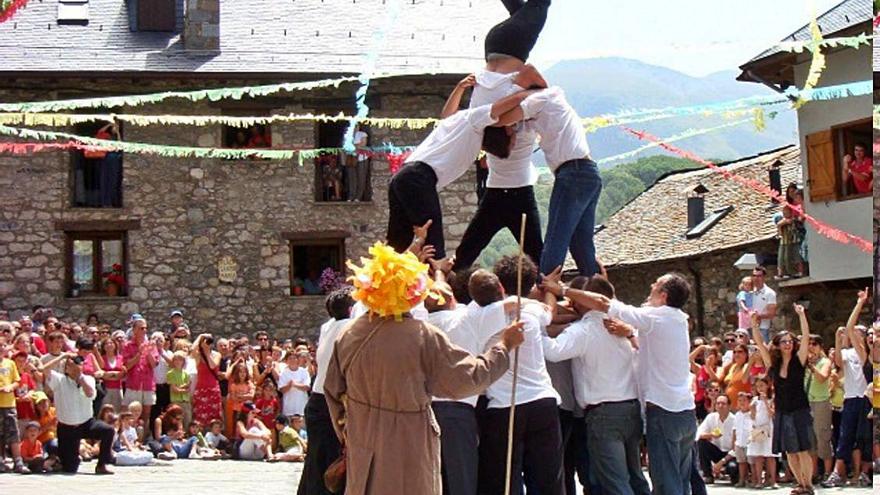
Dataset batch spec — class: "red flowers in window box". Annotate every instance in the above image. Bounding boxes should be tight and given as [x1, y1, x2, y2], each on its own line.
[103, 263, 126, 294]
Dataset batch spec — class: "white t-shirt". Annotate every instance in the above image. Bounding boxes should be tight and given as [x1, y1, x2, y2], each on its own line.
[46, 370, 96, 426]
[278, 366, 311, 416]
[608, 299, 694, 412]
[520, 87, 591, 171]
[542, 311, 639, 409]
[840, 347, 867, 399]
[354, 130, 369, 162]
[751, 285, 777, 331]
[732, 410, 753, 448]
[313, 318, 351, 395]
[696, 411, 735, 451]
[485, 303, 560, 409]
[154, 349, 172, 385]
[407, 104, 498, 189]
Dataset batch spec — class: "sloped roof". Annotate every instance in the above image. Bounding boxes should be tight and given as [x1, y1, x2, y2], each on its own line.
[738, 0, 871, 83]
[579, 146, 801, 270]
[0, 0, 505, 75]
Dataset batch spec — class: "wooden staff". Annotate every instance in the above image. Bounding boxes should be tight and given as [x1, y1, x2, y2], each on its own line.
[503, 213, 527, 495]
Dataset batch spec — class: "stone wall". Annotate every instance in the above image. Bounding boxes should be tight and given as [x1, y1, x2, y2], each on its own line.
[606, 239, 868, 342]
[0, 76, 477, 340]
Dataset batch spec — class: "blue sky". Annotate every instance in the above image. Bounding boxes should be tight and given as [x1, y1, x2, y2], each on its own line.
[528, 0, 845, 76]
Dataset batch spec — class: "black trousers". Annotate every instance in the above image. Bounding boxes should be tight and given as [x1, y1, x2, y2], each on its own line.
[57, 418, 115, 473]
[485, 0, 551, 62]
[454, 186, 543, 271]
[298, 393, 343, 495]
[150, 383, 171, 426]
[478, 397, 565, 495]
[387, 161, 446, 259]
[696, 439, 738, 483]
[433, 401, 479, 495]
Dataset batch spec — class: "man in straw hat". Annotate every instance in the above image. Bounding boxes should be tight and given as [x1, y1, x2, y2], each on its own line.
[324, 242, 525, 495]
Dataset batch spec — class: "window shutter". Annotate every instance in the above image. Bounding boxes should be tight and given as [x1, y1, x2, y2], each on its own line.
[805, 130, 836, 202]
[137, 0, 176, 32]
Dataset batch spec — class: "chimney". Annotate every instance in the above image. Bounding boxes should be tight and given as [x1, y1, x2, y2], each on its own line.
[687, 184, 708, 230]
[184, 0, 220, 51]
[768, 159, 783, 203]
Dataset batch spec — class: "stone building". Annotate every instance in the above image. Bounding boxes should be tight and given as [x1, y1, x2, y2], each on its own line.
[580, 146, 862, 341]
[0, 0, 503, 338]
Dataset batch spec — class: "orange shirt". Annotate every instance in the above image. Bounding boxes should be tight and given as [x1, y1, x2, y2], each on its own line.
[37, 406, 57, 443]
[20, 438, 43, 460]
[724, 363, 752, 404]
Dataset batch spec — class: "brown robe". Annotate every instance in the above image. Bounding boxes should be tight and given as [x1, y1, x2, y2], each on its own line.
[324, 313, 510, 495]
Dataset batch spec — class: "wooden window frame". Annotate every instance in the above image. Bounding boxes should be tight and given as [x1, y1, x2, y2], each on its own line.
[807, 118, 872, 203]
[70, 121, 124, 209]
[284, 231, 348, 297]
[64, 231, 129, 298]
[312, 122, 373, 202]
[220, 108, 273, 156]
[830, 118, 872, 202]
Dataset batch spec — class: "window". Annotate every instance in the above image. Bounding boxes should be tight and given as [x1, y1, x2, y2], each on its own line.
[222, 108, 272, 151]
[58, 0, 89, 25]
[686, 206, 734, 239]
[131, 0, 177, 32]
[285, 232, 347, 297]
[71, 122, 123, 208]
[805, 119, 872, 202]
[65, 231, 128, 298]
[313, 122, 372, 202]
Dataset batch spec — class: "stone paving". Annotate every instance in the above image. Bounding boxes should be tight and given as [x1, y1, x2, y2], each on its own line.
[2, 459, 875, 495]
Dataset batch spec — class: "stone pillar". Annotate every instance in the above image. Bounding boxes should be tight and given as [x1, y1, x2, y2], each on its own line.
[184, 0, 220, 51]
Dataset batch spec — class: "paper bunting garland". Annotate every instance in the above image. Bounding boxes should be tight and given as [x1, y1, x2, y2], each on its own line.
[622, 127, 872, 254]
[0, 0, 27, 23]
[793, 18, 827, 109]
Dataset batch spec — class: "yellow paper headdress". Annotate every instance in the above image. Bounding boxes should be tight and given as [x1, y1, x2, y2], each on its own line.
[346, 242, 439, 320]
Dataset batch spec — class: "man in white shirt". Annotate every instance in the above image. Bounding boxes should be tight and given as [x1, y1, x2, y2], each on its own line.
[542, 275, 650, 495]
[298, 288, 354, 495]
[515, 86, 601, 276]
[545, 272, 696, 495]
[386, 86, 537, 260]
[47, 355, 115, 475]
[750, 266, 777, 343]
[695, 396, 736, 484]
[479, 256, 564, 495]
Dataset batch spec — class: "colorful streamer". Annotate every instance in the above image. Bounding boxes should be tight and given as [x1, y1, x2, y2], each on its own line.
[343, 0, 403, 152]
[793, 18, 826, 109]
[622, 127, 872, 254]
[0, 0, 27, 23]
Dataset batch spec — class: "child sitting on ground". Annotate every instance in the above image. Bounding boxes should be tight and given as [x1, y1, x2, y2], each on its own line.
[125, 401, 145, 442]
[205, 419, 230, 454]
[291, 414, 308, 442]
[115, 411, 153, 466]
[186, 420, 221, 460]
[269, 415, 306, 462]
[20, 421, 53, 473]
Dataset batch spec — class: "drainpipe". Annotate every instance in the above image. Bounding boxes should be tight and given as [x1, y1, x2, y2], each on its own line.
[745, 70, 798, 103]
[686, 261, 705, 336]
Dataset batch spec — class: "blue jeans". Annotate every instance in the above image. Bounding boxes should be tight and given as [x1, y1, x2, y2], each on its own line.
[646, 406, 696, 495]
[585, 400, 651, 495]
[161, 435, 198, 459]
[760, 326, 771, 344]
[540, 159, 602, 276]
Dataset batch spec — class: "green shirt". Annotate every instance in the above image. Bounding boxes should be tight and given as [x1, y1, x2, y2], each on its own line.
[804, 356, 830, 402]
[278, 426, 305, 453]
[166, 368, 191, 403]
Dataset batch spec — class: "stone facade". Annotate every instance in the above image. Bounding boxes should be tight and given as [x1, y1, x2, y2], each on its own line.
[606, 239, 869, 342]
[0, 76, 479, 340]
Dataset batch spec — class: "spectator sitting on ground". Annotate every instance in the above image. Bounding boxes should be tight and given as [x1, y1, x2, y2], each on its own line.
[269, 415, 306, 462]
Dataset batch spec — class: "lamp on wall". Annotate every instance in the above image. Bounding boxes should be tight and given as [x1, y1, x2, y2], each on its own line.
[734, 253, 759, 271]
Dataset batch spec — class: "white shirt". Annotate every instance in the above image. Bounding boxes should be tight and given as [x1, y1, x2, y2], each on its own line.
[751, 285, 776, 331]
[313, 318, 351, 395]
[542, 311, 639, 409]
[47, 370, 95, 425]
[485, 303, 560, 409]
[840, 347, 867, 399]
[697, 411, 735, 451]
[278, 366, 311, 416]
[407, 105, 498, 189]
[520, 87, 591, 171]
[354, 130, 368, 162]
[205, 431, 228, 449]
[154, 349, 172, 385]
[732, 410, 753, 448]
[608, 299, 694, 412]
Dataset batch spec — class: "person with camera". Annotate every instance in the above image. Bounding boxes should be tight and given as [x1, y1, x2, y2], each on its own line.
[122, 317, 159, 431]
[47, 353, 115, 474]
[191, 333, 223, 426]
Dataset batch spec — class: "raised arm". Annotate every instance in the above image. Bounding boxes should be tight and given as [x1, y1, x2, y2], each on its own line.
[750, 313, 771, 368]
[440, 74, 476, 119]
[846, 288, 869, 364]
[793, 303, 810, 365]
[489, 88, 541, 122]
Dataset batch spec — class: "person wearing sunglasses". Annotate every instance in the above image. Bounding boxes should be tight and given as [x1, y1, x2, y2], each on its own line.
[751, 303, 814, 494]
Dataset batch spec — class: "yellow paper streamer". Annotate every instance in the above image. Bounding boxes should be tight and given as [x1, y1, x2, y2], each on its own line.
[793, 17, 826, 110]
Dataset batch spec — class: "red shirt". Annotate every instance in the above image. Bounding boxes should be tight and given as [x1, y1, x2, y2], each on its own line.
[20, 438, 42, 461]
[15, 373, 36, 420]
[32, 336, 46, 355]
[122, 339, 158, 391]
[255, 396, 279, 427]
[850, 157, 872, 194]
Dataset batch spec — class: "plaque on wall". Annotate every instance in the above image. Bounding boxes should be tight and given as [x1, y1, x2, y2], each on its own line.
[217, 256, 238, 283]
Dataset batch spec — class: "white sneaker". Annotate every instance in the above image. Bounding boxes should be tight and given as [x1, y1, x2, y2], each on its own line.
[157, 451, 177, 461]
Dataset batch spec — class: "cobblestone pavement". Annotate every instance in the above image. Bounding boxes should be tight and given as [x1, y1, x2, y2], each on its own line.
[3, 460, 875, 495]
